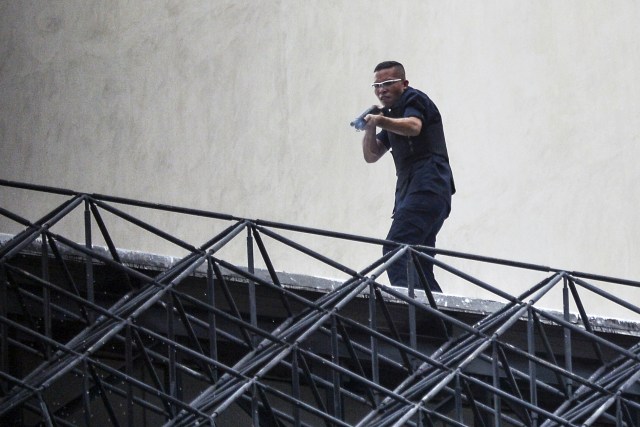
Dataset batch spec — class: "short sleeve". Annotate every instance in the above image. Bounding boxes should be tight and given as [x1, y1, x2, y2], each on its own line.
[404, 105, 424, 122]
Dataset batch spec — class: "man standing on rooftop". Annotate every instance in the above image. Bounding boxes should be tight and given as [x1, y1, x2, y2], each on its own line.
[360, 61, 455, 292]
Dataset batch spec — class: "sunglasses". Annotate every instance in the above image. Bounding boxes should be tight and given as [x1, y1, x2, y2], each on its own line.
[371, 78, 403, 89]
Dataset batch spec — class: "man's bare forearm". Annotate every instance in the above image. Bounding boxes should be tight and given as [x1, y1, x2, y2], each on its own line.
[362, 126, 386, 163]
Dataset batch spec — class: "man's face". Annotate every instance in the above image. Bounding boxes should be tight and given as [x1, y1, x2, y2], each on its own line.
[373, 67, 407, 108]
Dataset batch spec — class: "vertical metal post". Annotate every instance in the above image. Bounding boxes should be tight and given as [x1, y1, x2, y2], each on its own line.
[83, 359, 91, 426]
[247, 229, 257, 346]
[331, 315, 342, 419]
[563, 277, 573, 397]
[291, 347, 300, 427]
[41, 233, 52, 360]
[126, 322, 134, 427]
[207, 258, 218, 382]
[84, 200, 95, 324]
[528, 307, 538, 427]
[408, 255, 417, 364]
[167, 294, 177, 417]
[0, 265, 8, 395]
[369, 281, 379, 405]
[492, 340, 501, 427]
[454, 372, 463, 424]
[251, 382, 259, 426]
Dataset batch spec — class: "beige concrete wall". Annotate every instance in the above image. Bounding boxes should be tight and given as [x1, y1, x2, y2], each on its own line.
[1, 1, 639, 316]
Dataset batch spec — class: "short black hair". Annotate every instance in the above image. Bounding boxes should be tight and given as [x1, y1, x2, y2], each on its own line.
[374, 61, 406, 79]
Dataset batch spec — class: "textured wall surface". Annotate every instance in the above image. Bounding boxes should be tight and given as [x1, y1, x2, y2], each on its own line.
[1, 1, 639, 315]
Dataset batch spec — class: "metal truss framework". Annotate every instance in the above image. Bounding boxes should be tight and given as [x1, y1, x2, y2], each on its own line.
[1, 179, 640, 426]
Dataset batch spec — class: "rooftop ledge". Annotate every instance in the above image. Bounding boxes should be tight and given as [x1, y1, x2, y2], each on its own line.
[2, 232, 640, 338]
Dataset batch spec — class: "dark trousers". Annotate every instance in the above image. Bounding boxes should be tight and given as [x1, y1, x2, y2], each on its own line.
[383, 191, 450, 292]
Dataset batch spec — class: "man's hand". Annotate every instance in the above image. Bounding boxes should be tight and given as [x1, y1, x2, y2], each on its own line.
[364, 111, 383, 130]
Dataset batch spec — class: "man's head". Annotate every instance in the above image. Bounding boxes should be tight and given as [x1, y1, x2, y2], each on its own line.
[373, 61, 408, 107]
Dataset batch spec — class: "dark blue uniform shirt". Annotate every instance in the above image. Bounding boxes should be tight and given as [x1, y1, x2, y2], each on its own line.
[377, 87, 455, 212]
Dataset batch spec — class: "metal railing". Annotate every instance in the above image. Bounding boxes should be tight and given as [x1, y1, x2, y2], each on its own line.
[1, 178, 640, 426]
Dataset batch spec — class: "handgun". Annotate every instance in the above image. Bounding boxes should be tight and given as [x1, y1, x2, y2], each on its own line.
[350, 106, 382, 131]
